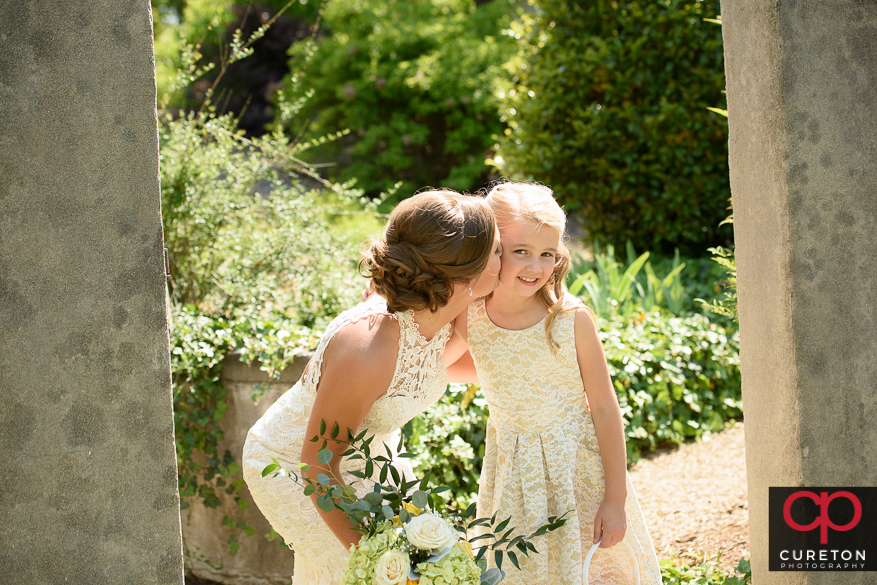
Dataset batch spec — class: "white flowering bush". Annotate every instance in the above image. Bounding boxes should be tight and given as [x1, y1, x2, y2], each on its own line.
[263, 421, 569, 584]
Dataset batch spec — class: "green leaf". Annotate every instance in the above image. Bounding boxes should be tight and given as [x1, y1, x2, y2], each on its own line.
[331, 422, 340, 439]
[412, 490, 428, 509]
[303, 483, 316, 496]
[317, 449, 333, 465]
[316, 494, 334, 513]
[319, 419, 326, 436]
[363, 492, 383, 506]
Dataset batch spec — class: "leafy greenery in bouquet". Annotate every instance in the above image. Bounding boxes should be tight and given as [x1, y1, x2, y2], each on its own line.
[263, 420, 568, 584]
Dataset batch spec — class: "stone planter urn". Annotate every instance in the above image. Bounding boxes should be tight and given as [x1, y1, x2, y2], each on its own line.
[183, 351, 311, 585]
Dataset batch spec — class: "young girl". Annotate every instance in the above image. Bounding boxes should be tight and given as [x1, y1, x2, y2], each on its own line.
[447, 182, 662, 585]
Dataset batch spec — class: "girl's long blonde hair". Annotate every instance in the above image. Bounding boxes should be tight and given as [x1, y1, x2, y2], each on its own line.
[485, 181, 574, 351]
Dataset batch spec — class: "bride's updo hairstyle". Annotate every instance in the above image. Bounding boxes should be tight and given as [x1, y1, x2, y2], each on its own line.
[361, 190, 496, 313]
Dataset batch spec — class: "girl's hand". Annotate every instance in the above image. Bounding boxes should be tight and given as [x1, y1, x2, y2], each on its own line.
[593, 499, 627, 548]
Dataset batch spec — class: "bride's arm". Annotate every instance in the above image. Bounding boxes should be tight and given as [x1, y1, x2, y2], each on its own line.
[300, 317, 398, 549]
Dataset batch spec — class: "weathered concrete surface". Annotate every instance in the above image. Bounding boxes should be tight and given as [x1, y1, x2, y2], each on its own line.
[183, 354, 306, 585]
[721, 0, 877, 583]
[0, 2, 183, 584]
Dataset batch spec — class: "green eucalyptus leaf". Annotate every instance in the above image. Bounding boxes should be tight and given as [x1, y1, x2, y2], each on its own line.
[412, 490, 428, 509]
[363, 492, 383, 506]
[316, 494, 333, 513]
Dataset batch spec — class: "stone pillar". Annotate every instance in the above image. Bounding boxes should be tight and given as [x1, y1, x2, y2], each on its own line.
[0, 2, 183, 584]
[721, 1, 877, 583]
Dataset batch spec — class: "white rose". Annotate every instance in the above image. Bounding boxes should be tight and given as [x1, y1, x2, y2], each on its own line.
[374, 549, 409, 585]
[404, 513, 459, 551]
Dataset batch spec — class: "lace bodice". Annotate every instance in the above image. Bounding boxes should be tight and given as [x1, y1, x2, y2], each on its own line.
[248, 293, 451, 467]
[466, 295, 593, 435]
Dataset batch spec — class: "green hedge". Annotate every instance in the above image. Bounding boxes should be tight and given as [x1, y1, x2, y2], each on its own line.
[405, 310, 741, 510]
[602, 311, 741, 462]
[280, 0, 518, 199]
[495, 0, 730, 254]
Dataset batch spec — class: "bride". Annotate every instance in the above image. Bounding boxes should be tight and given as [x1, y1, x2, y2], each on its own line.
[242, 190, 501, 584]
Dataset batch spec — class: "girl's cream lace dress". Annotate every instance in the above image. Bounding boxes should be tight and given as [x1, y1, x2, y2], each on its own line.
[467, 296, 663, 585]
[243, 294, 451, 585]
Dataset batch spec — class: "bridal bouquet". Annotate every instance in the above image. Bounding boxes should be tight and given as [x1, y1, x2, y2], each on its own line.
[263, 421, 567, 585]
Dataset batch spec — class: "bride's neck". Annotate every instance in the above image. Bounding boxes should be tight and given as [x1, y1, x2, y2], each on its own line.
[410, 293, 469, 341]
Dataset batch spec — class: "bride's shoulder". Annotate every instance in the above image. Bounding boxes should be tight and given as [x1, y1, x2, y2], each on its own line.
[326, 308, 400, 369]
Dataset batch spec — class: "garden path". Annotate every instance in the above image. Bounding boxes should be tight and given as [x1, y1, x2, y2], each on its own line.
[628, 423, 749, 574]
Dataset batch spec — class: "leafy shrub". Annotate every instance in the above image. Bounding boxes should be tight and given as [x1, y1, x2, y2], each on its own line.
[494, 0, 731, 254]
[152, 0, 319, 134]
[697, 245, 738, 323]
[661, 556, 751, 585]
[566, 243, 727, 318]
[160, 110, 365, 325]
[279, 0, 518, 199]
[601, 311, 741, 462]
[402, 385, 489, 513]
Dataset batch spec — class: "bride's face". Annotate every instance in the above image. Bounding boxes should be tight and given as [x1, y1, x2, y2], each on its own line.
[468, 228, 502, 298]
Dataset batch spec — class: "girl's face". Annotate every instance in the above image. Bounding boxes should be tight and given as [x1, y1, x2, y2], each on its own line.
[468, 228, 503, 298]
[497, 220, 559, 299]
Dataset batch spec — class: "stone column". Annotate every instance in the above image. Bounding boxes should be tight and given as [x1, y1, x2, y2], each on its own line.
[721, 0, 877, 583]
[0, 2, 183, 583]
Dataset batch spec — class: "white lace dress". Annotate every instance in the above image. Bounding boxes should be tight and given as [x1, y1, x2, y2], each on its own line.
[243, 294, 451, 585]
[467, 297, 663, 585]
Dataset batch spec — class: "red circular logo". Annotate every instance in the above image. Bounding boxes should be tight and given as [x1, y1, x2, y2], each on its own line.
[783, 491, 862, 544]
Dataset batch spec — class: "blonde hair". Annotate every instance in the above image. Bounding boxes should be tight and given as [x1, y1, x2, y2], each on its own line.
[485, 181, 573, 350]
[360, 190, 496, 313]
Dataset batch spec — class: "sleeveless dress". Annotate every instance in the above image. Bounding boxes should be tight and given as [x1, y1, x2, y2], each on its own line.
[466, 296, 663, 585]
[242, 294, 451, 585]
